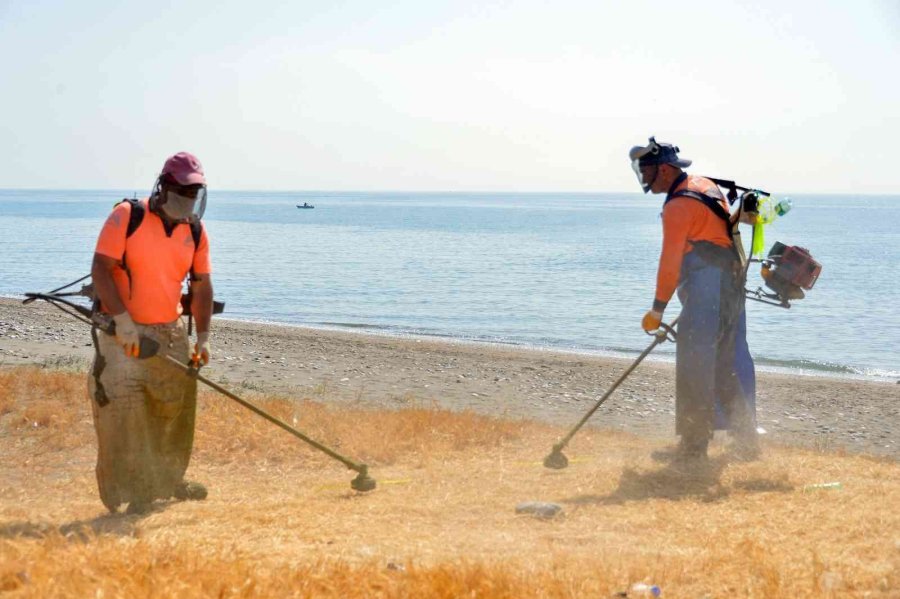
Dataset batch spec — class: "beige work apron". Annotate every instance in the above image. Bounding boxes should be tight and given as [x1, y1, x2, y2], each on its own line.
[87, 318, 196, 511]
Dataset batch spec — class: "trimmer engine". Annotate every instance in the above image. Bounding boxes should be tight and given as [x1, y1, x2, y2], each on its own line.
[759, 241, 822, 303]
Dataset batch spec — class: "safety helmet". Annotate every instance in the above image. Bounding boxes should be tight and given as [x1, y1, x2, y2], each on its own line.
[629, 137, 692, 193]
[151, 152, 208, 223]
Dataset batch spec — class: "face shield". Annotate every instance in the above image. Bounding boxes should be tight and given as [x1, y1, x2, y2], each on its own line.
[628, 137, 690, 194]
[629, 141, 660, 194]
[631, 160, 658, 194]
[160, 183, 207, 224]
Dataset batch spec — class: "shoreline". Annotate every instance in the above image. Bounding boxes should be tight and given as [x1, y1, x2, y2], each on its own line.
[219, 316, 900, 383]
[5, 292, 895, 385]
[97, 305, 900, 384]
[1, 297, 897, 458]
[6, 291, 895, 384]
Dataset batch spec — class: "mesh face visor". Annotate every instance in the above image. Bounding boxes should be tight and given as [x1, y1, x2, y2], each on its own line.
[162, 185, 207, 223]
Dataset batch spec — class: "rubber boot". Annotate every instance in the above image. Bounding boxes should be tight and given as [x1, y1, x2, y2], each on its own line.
[672, 436, 709, 467]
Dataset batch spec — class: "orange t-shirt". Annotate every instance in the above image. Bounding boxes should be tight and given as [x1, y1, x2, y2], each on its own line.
[654, 175, 732, 308]
[94, 199, 212, 324]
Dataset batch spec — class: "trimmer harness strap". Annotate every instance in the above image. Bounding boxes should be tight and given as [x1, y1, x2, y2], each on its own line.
[664, 173, 732, 229]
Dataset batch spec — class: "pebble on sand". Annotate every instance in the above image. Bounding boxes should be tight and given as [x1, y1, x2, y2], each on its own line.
[515, 501, 563, 519]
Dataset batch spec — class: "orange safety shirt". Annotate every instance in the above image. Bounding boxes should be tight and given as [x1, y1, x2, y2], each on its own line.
[654, 175, 732, 309]
[94, 198, 211, 324]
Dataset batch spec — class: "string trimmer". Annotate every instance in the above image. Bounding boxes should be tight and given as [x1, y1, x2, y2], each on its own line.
[543, 319, 678, 470]
[23, 280, 376, 492]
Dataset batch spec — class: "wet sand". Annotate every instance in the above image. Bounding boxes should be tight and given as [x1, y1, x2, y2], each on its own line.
[1, 297, 897, 458]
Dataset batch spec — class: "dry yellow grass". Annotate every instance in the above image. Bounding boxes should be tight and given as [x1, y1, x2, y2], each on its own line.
[0, 366, 898, 598]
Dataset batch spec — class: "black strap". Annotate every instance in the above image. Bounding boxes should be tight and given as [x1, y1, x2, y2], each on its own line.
[124, 198, 145, 237]
[664, 176, 742, 267]
[668, 190, 732, 225]
[664, 174, 731, 226]
[90, 326, 110, 407]
[190, 221, 202, 248]
[120, 198, 144, 294]
[704, 176, 770, 204]
[124, 197, 201, 250]
[704, 177, 739, 205]
[666, 172, 689, 199]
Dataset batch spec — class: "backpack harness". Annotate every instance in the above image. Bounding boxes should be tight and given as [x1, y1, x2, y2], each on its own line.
[122, 198, 202, 269]
[662, 172, 751, 306]
[664, 173, 733, 231]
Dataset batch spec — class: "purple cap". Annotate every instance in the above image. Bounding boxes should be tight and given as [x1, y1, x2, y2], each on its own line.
[161, 152, 206, 185]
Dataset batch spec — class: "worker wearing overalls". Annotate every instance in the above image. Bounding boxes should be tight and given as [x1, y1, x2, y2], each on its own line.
[630, 138, 758, 461]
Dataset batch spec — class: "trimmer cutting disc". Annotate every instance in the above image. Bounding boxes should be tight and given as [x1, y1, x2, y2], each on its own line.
[351, 470, 377, 492]
[543, 448, 569, 470]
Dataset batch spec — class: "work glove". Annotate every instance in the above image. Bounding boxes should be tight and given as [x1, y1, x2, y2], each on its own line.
[641, 309, 663, 333]
[112, 311, 140, 358]
[191, 331, 211, 367]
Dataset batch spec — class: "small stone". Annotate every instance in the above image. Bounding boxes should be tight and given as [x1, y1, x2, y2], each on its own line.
[515, 501, 563, 519]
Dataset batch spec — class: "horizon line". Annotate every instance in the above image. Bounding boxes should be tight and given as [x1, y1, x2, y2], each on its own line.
[1, 187, 898, 197]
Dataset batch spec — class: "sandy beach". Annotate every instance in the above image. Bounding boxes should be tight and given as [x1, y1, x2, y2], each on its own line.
[1, 297, 897, 458]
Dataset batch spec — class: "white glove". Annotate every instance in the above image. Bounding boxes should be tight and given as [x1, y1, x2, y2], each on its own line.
[192, 331, 211, 366]
[112, 311, 140, 358]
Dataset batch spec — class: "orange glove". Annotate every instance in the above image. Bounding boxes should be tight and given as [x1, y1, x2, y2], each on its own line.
[641, 309, 663, 333]
[191, 332, 211, 367]
[112, 311, 140, 358]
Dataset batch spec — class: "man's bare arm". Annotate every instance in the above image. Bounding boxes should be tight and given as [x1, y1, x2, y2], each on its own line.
[190, 273, 214, 335]
[91, 253, 126, 315]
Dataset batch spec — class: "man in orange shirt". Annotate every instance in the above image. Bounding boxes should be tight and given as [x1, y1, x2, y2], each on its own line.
[89, 151, 214, 514]
[629, 137, 758, 463]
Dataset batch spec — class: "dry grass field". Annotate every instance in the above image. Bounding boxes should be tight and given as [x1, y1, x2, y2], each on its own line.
[0, 366, 897, 598]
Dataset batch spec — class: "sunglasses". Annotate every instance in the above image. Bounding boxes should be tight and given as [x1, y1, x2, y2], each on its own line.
[165, 182, 206, 199]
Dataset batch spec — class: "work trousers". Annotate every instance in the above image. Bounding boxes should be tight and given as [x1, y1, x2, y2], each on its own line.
[87, 318, 197, 511]
[675, 249, 756, 442]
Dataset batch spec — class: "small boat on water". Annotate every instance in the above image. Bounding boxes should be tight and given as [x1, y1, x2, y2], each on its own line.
[296, 202, 315, 209]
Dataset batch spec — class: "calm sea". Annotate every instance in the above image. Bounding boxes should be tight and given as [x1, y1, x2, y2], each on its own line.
[1, 189, 898, 381]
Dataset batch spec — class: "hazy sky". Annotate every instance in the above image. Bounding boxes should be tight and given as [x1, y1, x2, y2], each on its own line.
[1, 0, 897, 193]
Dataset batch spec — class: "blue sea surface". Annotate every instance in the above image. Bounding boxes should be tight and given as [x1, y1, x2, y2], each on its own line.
[1, 189, 898, 381]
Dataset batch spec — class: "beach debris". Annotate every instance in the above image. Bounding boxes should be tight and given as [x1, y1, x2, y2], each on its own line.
[615, 583, 661, 597]
[803, 482, 842, 492]
[515, 501, 563, 519]
[386, 561, 405, 572]
[625, 582, 662, 597]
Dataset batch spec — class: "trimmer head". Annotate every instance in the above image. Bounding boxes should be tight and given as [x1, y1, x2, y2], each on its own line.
[351, 467, 377, 492]
[543, 448, 569, 470]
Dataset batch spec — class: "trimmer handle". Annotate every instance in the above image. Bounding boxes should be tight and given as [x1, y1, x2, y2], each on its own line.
[93, 313, 160, 359]
[644, 321, 677, 343]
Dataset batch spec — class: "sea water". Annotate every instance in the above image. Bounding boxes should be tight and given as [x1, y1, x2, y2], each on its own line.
[0, 189, 897, 381]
